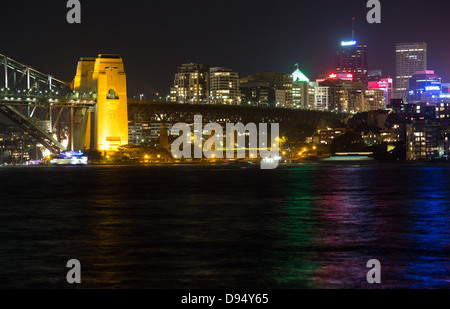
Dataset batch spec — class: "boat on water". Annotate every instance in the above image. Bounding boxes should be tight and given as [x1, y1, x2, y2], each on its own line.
[322, 152, 374, 161]
[223, 158, 254, 167]
[50, 151, 88, 165]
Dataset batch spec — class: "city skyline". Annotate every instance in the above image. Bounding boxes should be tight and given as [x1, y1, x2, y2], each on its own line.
[1, 0, 449, 98]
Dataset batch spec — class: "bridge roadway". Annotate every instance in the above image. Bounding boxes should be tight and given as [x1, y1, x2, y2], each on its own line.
[127, 100, 349, 125]
[127, 100, 349, 144]
[0, 96, 348, 127]
[0, 95, 96, 108]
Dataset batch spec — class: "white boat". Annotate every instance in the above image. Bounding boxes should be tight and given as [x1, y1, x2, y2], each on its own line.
[50, 151, 88, 165]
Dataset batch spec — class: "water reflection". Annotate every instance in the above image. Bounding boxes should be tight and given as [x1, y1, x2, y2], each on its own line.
[404, 167, 450, 288]
[267, 165, 450, 289]
[0, 164, 449, 288]
[270, 165, 322, 288]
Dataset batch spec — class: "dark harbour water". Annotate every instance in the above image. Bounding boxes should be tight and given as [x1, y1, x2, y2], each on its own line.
[0, 163, 449, 289]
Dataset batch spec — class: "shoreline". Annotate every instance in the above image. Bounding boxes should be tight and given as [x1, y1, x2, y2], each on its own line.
[2, 159, 450, 168]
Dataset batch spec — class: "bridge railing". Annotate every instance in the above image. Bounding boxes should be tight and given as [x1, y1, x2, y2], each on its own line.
[1, 53, 71, 92]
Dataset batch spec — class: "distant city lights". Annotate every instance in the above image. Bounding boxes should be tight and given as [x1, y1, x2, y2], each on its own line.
[341, 40, 357, 46]
[426, 86, 441, 91]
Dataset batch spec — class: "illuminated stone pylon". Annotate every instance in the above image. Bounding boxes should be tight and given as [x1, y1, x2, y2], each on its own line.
[73, 54, 129, 151]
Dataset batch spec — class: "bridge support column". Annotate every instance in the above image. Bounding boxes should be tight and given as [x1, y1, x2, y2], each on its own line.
[64, 107, 91, 152]
[49, 104, 52, 134]
[3, 57, 7, 89]
[70, 107, 74, 151]
[160, 124, 169, 151]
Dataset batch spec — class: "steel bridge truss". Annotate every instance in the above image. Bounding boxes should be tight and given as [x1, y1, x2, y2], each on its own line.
[128, 100, 347, 125]
[0, 53, 95, 154]
[127, 100, 349, 143]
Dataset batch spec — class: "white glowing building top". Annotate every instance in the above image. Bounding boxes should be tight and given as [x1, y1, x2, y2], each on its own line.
[292, 68, 309, 82]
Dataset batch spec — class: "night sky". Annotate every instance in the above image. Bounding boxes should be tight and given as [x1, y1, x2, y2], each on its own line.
[2, 0, 449, 98]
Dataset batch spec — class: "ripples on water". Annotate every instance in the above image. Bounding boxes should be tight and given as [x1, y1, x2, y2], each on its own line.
[0, 164, 449, 288]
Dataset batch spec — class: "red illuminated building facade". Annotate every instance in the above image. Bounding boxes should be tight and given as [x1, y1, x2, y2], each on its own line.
[368, 78, 393, 107]
[336, 41, 368, 85]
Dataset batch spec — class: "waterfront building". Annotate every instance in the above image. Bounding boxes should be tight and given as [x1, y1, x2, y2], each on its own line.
[0, 124, 40, 163]
[128, 123, 170, 145]
[407, 120, 443, 161]
[317, 128, 346, 145]
[388, 101, 450, 161]
[128, 123, 153, 144]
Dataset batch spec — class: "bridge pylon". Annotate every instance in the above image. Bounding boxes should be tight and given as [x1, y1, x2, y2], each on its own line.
[73, 54, 129, 152]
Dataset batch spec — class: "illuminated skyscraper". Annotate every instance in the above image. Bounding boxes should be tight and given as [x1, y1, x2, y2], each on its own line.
[172, 63, 209, 104]
[336, 40, 368, 85]
[209, 67, 240, 105]
[394, 42, 427, 102]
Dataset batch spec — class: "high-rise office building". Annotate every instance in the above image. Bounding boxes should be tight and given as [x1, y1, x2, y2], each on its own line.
[172, 63, 209, 104]
[314, 86, 331, 111]
[308, 82, 318, 109]
[292, 67, 310, 108]
[368, 78, 393, 107]
[408, 70, 442, 103]
[363, 89, 386, 112]
[209, 67, 240, 105]
[315, 73, 385, 112]
[239, 78, 270, 107]
[336, 40, 368, 85]
[256, 72, 293, 107]
[394, 42, 427, 102]
[242, 72, 293, 107]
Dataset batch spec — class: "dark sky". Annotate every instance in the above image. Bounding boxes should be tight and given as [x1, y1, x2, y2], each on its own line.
[2, 0, 449, 98]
